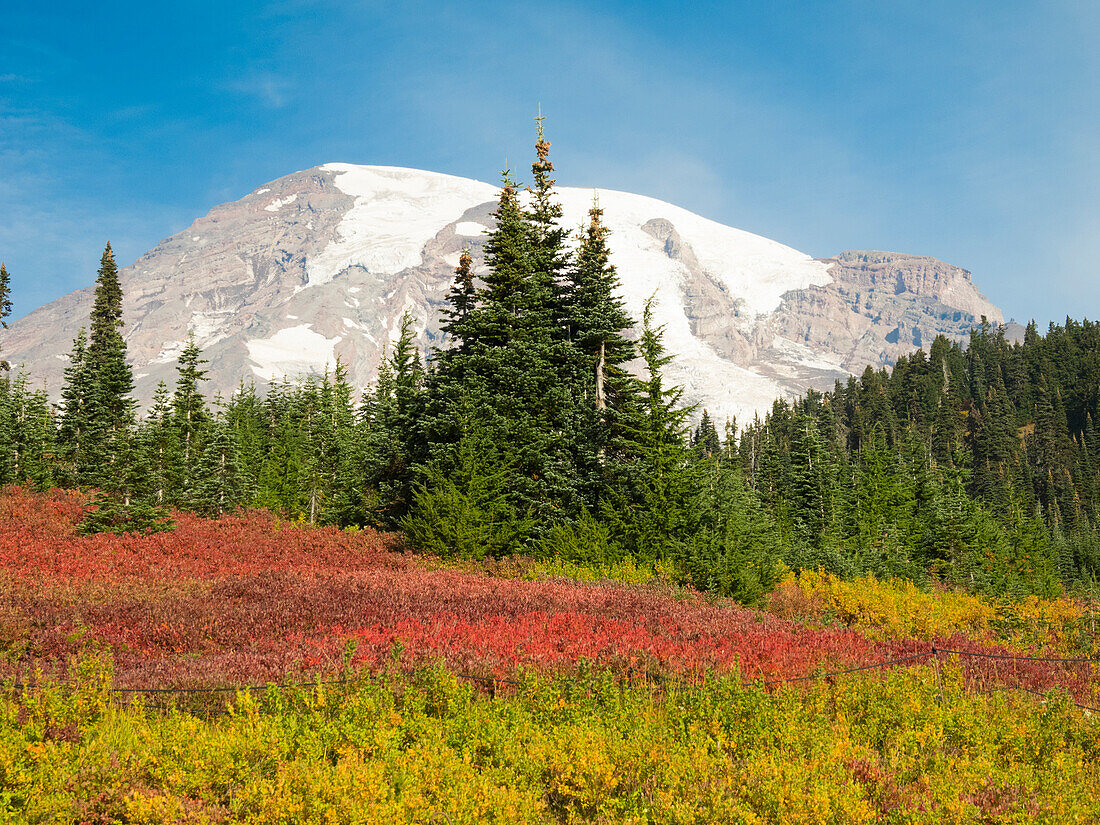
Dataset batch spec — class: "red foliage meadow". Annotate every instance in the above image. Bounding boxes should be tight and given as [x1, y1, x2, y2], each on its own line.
[0, 486, 395, 580]
[1, 487, 1094, 703]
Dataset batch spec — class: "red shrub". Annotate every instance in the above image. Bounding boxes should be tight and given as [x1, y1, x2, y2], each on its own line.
[1, 488, 1094, 701]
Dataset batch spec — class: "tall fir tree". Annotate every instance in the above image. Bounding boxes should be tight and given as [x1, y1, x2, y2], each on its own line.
[362, 315, 425, 525]
[440, 248, 477, 355]
[0, 263, 12, 332]
[526, 108, 571, 329]
[603, 296, 703, 562]
[192, 416, 249, 518]
[171, 335, 210, 493]
[564, 199, 638, 487]
[82, 242, 136, 485]
[421, 125, 585, 526]
[57, 328, 92, 483]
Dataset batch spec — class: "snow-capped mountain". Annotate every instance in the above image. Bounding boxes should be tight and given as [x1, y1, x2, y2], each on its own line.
[0, 164, 1003, 425]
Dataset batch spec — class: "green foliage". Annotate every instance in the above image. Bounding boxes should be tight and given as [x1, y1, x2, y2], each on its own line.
[190, 417, 249, 517]
[738, 317, 1100, 595]
[402, 425, 534, 560]
[0, 262, 12, 331]
[0, 370, 56, 488]
[534, 508, 623, 567]
[77, 490, 174, 536]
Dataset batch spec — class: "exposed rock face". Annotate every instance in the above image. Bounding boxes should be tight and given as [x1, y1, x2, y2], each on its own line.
[0, 165, 1004, 426]
[771, 250, 1003, 380]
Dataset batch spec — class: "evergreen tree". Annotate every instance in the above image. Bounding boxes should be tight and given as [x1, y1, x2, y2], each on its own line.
[82, 243, 136, 486]
[362, 315, 425, 525]
[57, 328, 93, 483]
[422, 125, 584, 524]
[603, 296, 702, 562]
[440, 248, 477, 354]
[564, 199, 638, 485]
[0, 370, 56, 488]
[142, 381, 181, 505]
[681, 459, 782, 604]
[192, 416, 248, 517]
[402, 417, 534, 559]
[692, 409, 722, 458]
[0, 263, 12, 332]
[526, 109, 572, 331]
[171, 334, 210, 485]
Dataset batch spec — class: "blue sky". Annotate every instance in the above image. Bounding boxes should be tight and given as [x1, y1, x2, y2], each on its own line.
[2, 0, 1097, 326]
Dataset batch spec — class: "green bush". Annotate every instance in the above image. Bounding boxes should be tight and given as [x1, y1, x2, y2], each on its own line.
[402, 434, 533, 559]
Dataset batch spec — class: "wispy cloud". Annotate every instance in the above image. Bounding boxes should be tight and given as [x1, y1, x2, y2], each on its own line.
[221, 73, 294, 109]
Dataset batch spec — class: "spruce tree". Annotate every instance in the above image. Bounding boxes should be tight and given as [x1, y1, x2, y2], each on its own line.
[0, 263, 12, 332]
[172, 334, 210, 480]
[564, 199, 639, 492]
[526, 109, 571, 329]
[57, 328, 93, 483]
[692, 410, 722, 458]
[362, 315, 425, 525]
[143, 381, 181, 505]
[192, 416, 248, 517]
[83, 242, 136, 485]
[0, 370, 56, 488]
[440, 249, 476, 354]
[422, 126, 585, 525]
[604, 296, 702, 562]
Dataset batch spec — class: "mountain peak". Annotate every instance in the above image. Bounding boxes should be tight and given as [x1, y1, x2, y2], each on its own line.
[0, 165, 1002, 425]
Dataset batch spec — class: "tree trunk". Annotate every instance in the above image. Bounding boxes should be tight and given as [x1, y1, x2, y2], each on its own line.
[595, 342, 607, 411]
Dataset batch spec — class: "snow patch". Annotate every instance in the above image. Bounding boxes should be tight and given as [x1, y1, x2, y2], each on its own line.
[246, 324, 340, 382]
[191, 236, 201, 242]
[454, 221, 487, 236]
[264, 193, 298, 212]
[549, 187, 833, 319]
[190, 311, 233, 346]
[256, 188, 271, 194]
[304, 165, 497, 288]
[150, 341, 187, 365]
[342, 317, 369, 332]
[770, 336, 847, 373]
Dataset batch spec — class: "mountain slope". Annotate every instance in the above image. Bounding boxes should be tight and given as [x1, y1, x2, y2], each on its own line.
[0, 164, 1003, 425]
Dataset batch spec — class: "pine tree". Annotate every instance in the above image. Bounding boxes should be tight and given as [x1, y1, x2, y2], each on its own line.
[0, 370, 56, 488]
[603, 296, 703, 562]
[318, 361, 363, 525]
[192, 416, 248, 517]
[0, 263, 12, 331]
[361, 315, 425, 525]
[474, 170, 541, 346]
[402, 416, 534, 559]
[440, 248, 477, 354]
[172, 334, 210, 482]
[692, 409, 722, 458]
[57, 328, 93, 483]
[142, 381, 181, 505]
[83, 242, 136, 485]
[526, 108, 571, 329]
[564, 199, 639, 487]
[422, 124, 585, 524]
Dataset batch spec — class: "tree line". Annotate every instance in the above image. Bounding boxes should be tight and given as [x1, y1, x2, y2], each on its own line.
[1, 127, 1097, 601]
